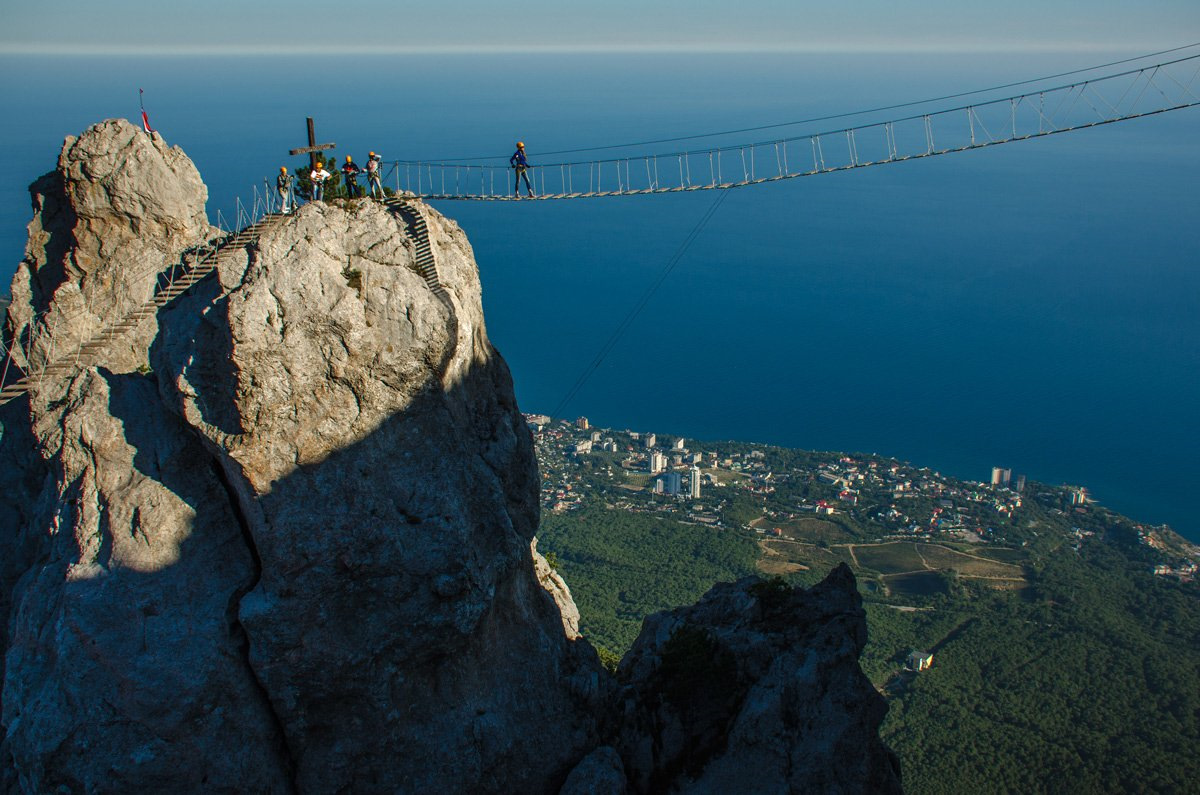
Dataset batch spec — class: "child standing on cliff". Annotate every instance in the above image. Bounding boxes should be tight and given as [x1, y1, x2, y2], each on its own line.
[277, 167, 295, 213]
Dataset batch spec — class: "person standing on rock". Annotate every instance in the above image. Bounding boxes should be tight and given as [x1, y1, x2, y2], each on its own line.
[310, 160, 331, 202]
[366, 151, 384, 199]
[510, 141, 534, 198]
[277, 167, 295, 213]
[342, 155, 363, 199]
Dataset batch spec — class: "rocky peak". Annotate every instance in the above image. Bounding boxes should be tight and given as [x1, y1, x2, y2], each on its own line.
[6, 118, 211, 374]
[2, 120, 605, 793]
[614, 566, 902, 793]
[1, 121, 900, 794]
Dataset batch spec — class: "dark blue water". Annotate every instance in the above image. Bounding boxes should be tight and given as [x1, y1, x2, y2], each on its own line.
[2, 54, 1197, 539]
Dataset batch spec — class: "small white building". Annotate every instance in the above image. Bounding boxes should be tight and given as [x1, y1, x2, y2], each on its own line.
[906, 650, 934, 672]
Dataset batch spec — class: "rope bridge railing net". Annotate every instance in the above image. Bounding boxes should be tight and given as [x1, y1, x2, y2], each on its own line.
[385, 54, 1200, 201]
[1, 186, 273, 399]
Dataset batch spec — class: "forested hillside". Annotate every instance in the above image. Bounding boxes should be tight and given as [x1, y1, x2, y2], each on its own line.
[533, 419, 1200, 793]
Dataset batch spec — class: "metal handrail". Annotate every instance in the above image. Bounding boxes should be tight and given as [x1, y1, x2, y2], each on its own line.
[2, 185, 276, 395]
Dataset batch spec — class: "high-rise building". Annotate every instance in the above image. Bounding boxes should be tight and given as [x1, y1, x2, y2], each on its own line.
[1014, 474, 1026, 492]
[690, 466, 702, 499]
[1070, 487, 1088, 506]
[991, 467, 1012, 487]
[653, 477, 665, 494]
[575, 417, 589, 430]
[648, 451, 666, 474]
[664, 472, 682, 496]
[673, 438, 686, 450]
[644, 433, 657, 449]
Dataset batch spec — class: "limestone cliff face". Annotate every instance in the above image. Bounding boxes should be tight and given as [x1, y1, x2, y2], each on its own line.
[1, 120, 900, 794]
[148, 195, 605, 794]
[1, 120, 603, 794]
[534, 537, 583, 640]
[6, 119, 210, 374]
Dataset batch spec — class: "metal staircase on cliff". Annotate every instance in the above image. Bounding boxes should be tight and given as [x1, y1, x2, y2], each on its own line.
[0, 214, 282, 407]
[1, 198, 458, 408]
[383, 198, 461, 372]
[382, 198, 454, 311]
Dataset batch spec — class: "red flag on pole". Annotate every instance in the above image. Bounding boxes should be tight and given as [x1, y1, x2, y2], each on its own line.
[139, 89, 154, 133]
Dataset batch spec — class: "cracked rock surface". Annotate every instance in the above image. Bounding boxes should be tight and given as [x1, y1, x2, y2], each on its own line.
[5, 118, 212, 374]
[1, 119, 900, 794]
[1, 120, 602, 793]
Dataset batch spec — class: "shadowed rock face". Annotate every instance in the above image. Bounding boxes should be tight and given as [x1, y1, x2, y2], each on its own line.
[147, 197, 607, 792]
[614, 566, 903, 795]
[1, 120, 900, 794]
[1, 120, 604, 794]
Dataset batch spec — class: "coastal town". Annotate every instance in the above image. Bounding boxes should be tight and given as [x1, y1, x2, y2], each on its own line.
[527, 413, 1200, 584]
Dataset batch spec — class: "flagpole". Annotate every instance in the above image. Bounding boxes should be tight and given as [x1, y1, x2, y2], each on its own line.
[138, 89, 154, 134]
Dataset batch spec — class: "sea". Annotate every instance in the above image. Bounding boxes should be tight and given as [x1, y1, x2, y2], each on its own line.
[1, 53, 1197, 541]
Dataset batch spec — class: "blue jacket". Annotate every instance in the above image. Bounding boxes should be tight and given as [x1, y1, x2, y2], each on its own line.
[510, 149, 529, 168]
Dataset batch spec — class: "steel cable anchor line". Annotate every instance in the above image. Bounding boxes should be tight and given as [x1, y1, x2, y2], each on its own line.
[382, 52, 1200, 202]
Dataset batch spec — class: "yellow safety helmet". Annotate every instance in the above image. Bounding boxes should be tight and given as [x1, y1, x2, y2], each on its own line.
[516, 141, 525, 148]
[345, 155, 353, 162]
[280, 166, 288, 173]
[369, 151, 375, 157]
[316, 160, 323, 167]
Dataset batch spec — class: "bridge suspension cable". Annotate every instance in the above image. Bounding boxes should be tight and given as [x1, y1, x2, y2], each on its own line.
[4, 52, 1198, 407]
[383, 53, 1200, 202]
[413, 42, 1200, 162]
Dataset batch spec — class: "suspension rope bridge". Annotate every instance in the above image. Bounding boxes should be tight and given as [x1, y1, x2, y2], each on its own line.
[383, 53, 1200, 200]
[2, 51, 1198, 408]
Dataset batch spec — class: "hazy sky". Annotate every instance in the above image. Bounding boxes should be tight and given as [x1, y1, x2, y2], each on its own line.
[3, 1, 1197, 55]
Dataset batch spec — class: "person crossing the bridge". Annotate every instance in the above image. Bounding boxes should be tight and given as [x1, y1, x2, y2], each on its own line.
[342, 155, 363, 199]
[510, 141, 534, 198]
[366, 151, 383, 199]
[276, 167, 295, 214]
[310, 160, 331, 202]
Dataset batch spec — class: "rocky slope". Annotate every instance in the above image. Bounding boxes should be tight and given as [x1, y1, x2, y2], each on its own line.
[615, 567, 901, 794]
[1, 119, 900, 793]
